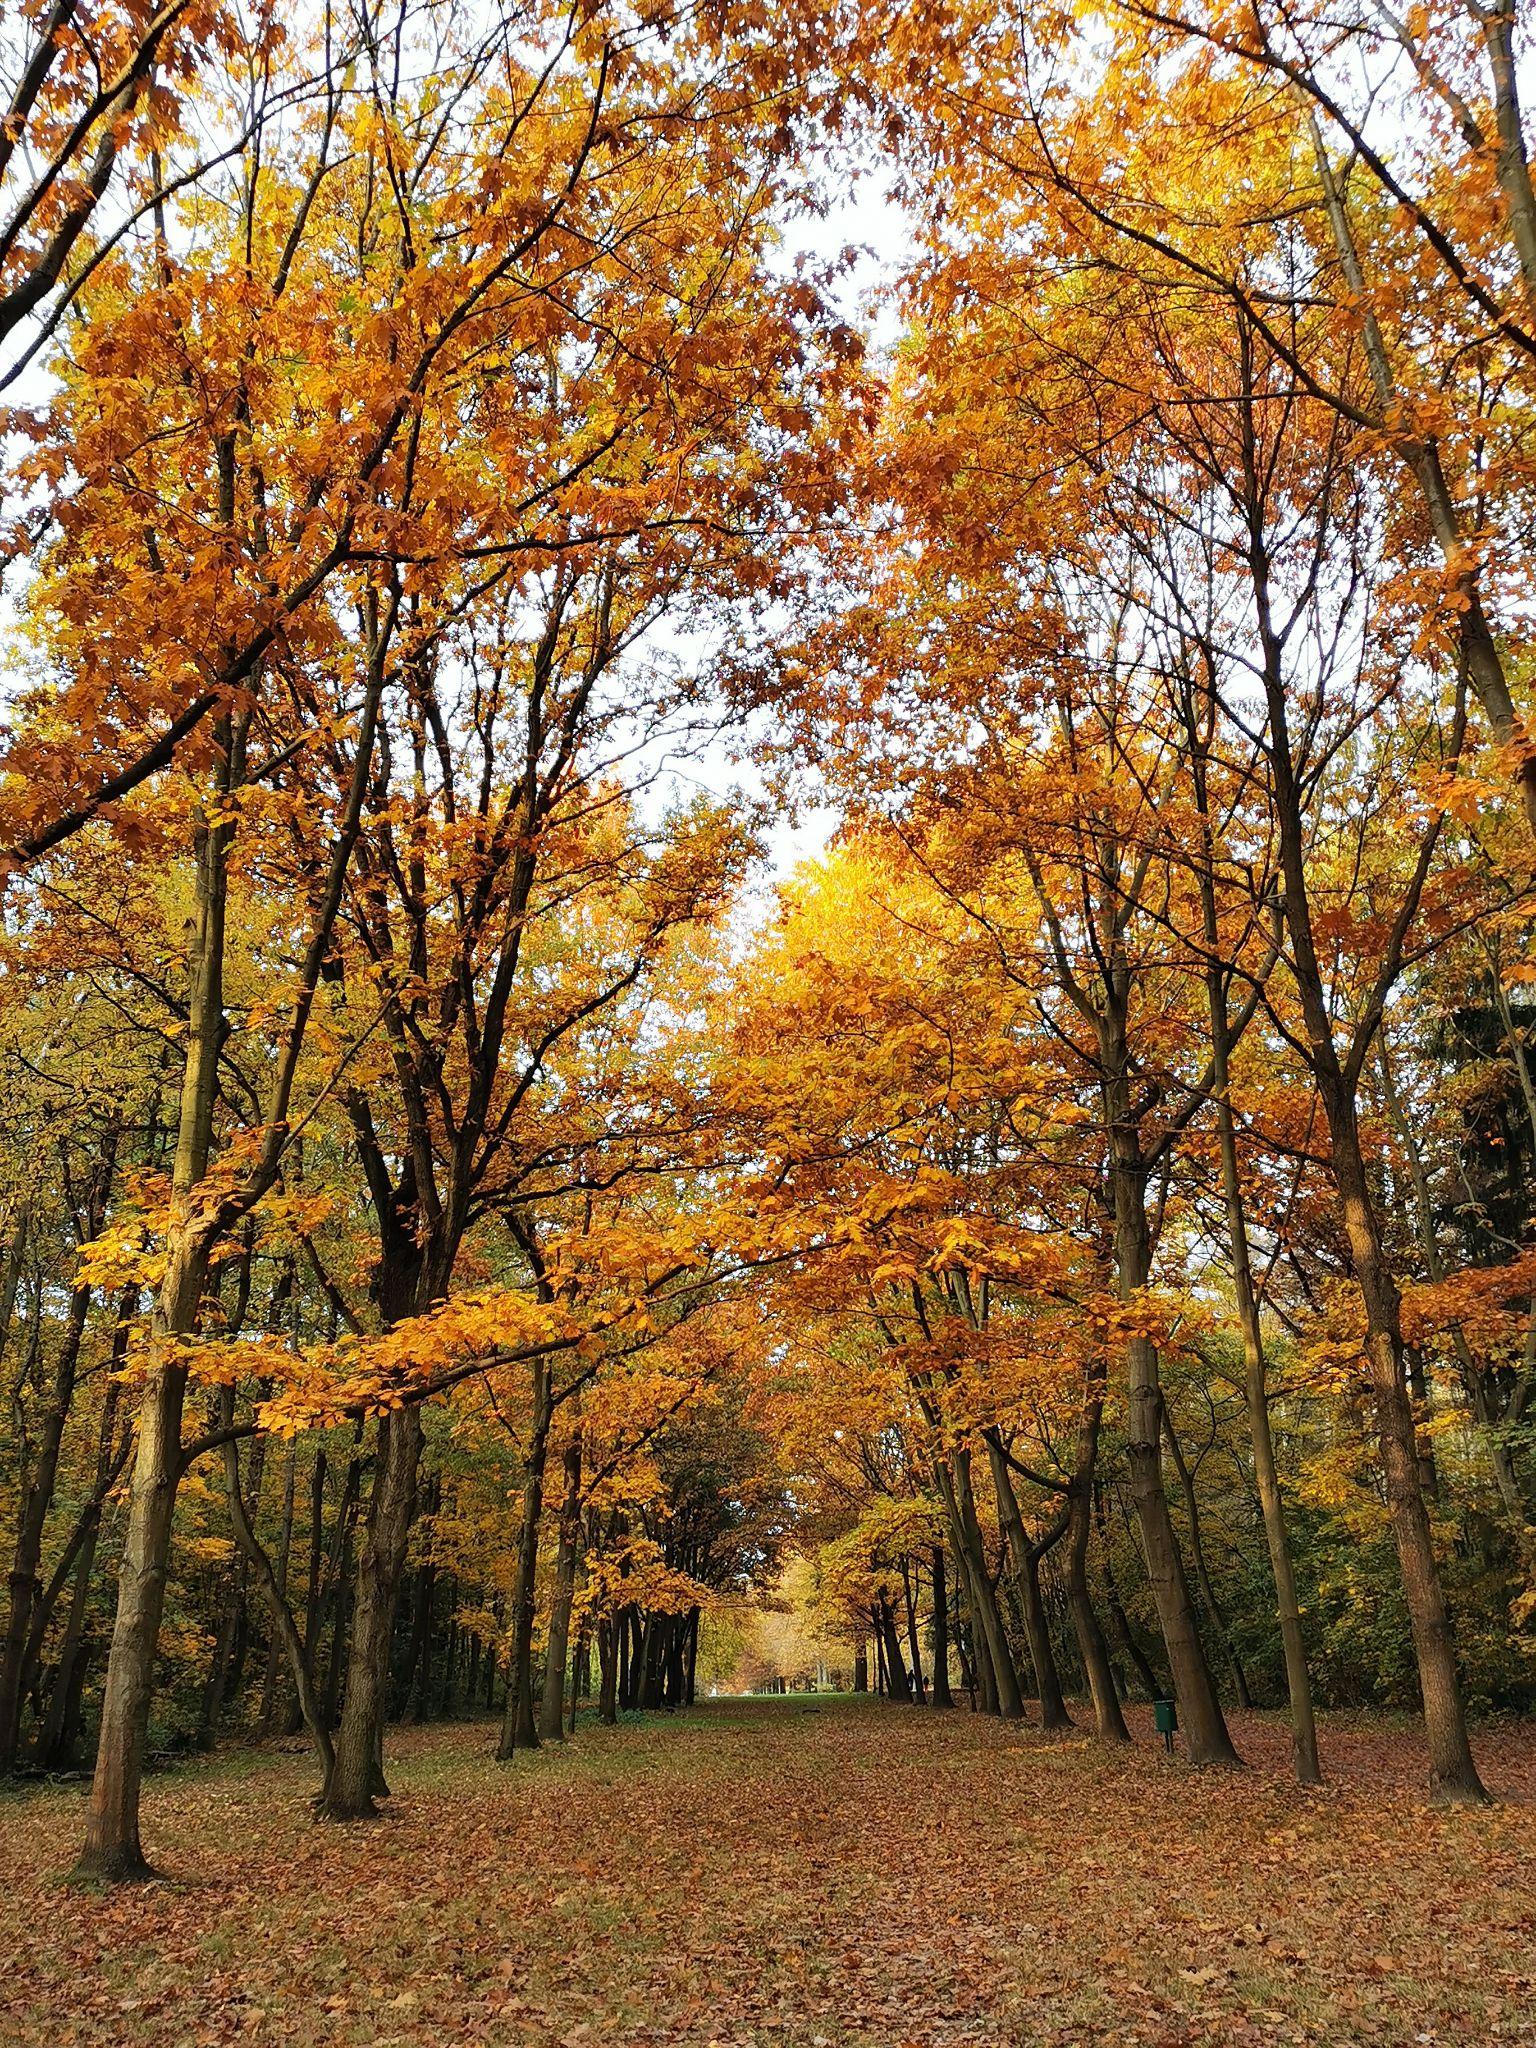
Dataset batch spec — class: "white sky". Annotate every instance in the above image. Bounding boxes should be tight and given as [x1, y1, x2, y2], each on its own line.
[650, 163, 913, 901]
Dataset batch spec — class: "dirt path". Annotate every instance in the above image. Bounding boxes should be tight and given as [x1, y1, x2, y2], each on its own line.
[2, 1698, 1533, 2046]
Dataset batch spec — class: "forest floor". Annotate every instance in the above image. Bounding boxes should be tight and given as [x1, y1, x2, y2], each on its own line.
[1, 1698, 1534, 2048]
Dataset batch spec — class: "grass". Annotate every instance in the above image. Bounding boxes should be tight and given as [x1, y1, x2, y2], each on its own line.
[2, 1698, 1534, 2045]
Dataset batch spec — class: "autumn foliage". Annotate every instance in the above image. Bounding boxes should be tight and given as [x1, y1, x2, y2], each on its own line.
[1, 5, 1536, 2037]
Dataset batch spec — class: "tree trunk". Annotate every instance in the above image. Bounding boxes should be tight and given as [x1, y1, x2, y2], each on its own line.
[499, 1359, 552, 1757]
[219, 1401, 333, 1780]
[1106, 1069, 1239, 1768]
[317, 1404, 423, 1819]
[0, 1277, 95, 1769]
[1065, 1394, 1130, 1743]
[538, 1421, 583, 1743]
[984, 1435, 1072, 1729]
[33, 1383, 128, 1770]
[73, 713, 242, 1880]
[258, 1441, 297, 1733]
[289, 1445, 328, 1735]
[597, 1613, 618, 1725]
[1160, 1407, 1253, 1711]
[878, 1593, 911, 1700]
[1260, 633, 1485, 1801]
[683, 1606, 699, 1708]
[1187, 702, 1320, 1780]
[929, 1546, 954, 1708]
[935, 1444, 1023, 1718]
[1335, 1122, 1488, 1801]
[899, 1560, 927, 1704]
[72, 1350, 191, 1878]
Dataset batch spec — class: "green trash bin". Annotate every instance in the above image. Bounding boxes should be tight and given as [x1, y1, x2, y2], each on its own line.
[1153, 1697, 1177, 1752]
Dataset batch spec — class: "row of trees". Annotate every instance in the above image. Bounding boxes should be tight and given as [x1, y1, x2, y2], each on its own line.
[736, 0, 1536, 1804]
[0, 0, 855, 1877]
[2, 0, 1536, 1893]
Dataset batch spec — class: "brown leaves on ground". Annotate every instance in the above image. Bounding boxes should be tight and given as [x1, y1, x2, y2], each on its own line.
[2, 1699, 1533, 2048]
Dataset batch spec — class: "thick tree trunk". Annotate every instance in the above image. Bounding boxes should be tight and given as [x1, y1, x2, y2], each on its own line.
[878, 1593, 911, 1701]
[72, 1351, 190, 1879]
[73, 714, 244, 1880]
[1335, 1128, 1488, 1801]
[317, 1404, 423, 1820]
[1106, 1077, 1239, 1768]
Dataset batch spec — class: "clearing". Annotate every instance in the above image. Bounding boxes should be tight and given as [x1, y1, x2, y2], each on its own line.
[2, 1699, 1533, 2047]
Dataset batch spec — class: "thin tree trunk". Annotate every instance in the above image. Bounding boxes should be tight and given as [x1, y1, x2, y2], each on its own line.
[936, 1443, 1023, 1718]
[218, 1396, 333, 1780]
[32, 1383, 129, 1770]
[597, 1613, 618, 1724]
[1184, 670, 1320, 1781]
[538, 1419, 583, 1743]
[929, 1546, 954, 1708]
[984, 1434, 1072, 1729]
[1065, 1391, 1130, 1743]
[899, 1559, 927, 1704]
[258, 1441, 298, 1732]
[1094, 1486, 1161, 1700]
[499, 1358, 552, 1756]
[0, 1277, 95, 1768]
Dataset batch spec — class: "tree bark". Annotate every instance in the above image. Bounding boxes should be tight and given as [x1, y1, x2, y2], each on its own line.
[985, 1435, 1072, 1729]
[1161, 1407, 1252, 1711]
[932, 1443, 1023, 1717]
[1255, 573, 1486, 1801]
[538, 1419, 583, 1743]
[73, 711, 249, 1879]
[899, 1559, 927, 1705]
[1106, 1061, 1239, 1767]
[1064, 1390, 1130, 1743]
[0, 1274, 95, 1767]
[317, 1404, 423, 1819]
[499, 1357, 553, 1756]
[928, 1546, 954, 1708]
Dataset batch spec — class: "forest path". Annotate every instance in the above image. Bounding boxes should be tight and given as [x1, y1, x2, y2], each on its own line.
[3, 1698, 1535, 2047]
